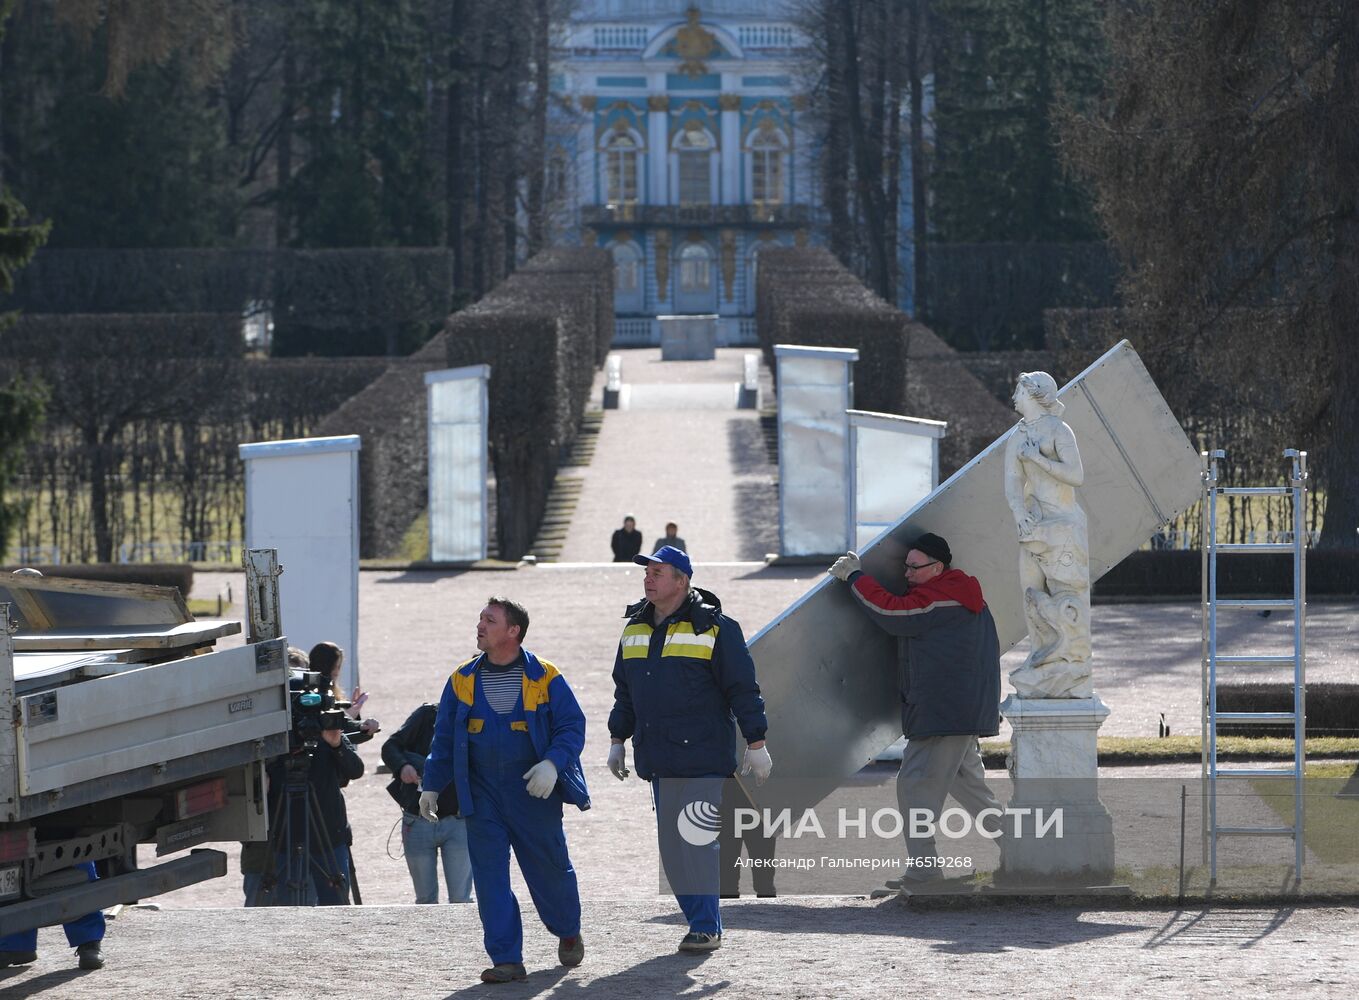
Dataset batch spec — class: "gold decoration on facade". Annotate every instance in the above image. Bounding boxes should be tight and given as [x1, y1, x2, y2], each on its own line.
[614, 230, 633, 246]
[794, 228, 809, 247]
[655, 230, 672, 299]
[719, 93, 741, 111]
[675, 6, 717, 77]
[720, 229, 737, 302]
[584, 229, 598, 247]
[580, 95, 598, 111]
[647, 94, 669, 112]
[792, 93, 809, 111]
[756, 230, 778, 242]
[684, 229, 705, 244]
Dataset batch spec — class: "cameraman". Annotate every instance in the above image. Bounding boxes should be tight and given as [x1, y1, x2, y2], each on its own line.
[310, 641, 380, 744]
[255, 646, 366, 906]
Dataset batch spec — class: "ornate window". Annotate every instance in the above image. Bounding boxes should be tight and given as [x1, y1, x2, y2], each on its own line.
[604, 132, 639, 206]
[613, 243, 640, 293]
[679, 242, 712, 293]
[751, 133, 784, 205]
[676, 127, 713, 206]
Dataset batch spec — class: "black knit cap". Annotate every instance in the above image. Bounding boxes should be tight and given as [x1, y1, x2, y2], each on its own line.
[911, 532, 952, 566]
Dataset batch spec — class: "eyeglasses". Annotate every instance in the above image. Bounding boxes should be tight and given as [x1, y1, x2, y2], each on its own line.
[904, 559, 938, 571]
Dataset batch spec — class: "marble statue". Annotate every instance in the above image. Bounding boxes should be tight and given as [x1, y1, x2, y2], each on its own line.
[1003, 371, 1093, 698]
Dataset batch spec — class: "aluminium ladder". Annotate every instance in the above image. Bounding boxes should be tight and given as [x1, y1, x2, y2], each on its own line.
[1200, 448, 1308, 886]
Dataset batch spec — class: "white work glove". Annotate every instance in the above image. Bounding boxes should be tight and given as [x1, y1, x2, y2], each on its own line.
[828, 551, 862, 581]
[741, 744, 773, 785]
[418, 790, 440, 823]
[607, 742, 629, 781]
[523, 759, 559, 799]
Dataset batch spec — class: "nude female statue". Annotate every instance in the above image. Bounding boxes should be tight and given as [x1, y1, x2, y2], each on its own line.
[1003, 371, 1093, 698]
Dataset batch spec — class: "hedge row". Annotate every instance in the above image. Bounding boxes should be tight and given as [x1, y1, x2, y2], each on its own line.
[1, 562, 195, 595]
[439, 248, 611, 559]
[1218, 682, 1359, 738]
[755, 247, 1016, 475]
[1094, 550, 1359, 597]
[317, 247, 612, 559]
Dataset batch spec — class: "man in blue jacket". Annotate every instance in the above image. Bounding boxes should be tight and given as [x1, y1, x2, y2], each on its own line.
[422, 597, 590, 984]
[607, 546, 772, 953]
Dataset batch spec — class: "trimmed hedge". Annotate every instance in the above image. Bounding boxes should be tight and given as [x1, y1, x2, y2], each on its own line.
[1094, 549, 1359, 597]
[1218, 682, 1359, 738]
[316, 247, 611, 559]
[756, 246, 1017, 475]
[2, 562, 195, 595]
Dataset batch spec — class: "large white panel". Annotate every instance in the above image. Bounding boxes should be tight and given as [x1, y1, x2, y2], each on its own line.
[776, 345, 858, 556]
[427, 366, 490, 563]
[851, 410, 946, 549]
[240, 436, 360, 693]
[747, 342, 1204, 813]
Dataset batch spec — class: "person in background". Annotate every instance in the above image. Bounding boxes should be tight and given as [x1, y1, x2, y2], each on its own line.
[0, 864, 104, 970]
[611, 515, 643, 562]
[652, 522, 687, 554]
[382, 703, 474, 903]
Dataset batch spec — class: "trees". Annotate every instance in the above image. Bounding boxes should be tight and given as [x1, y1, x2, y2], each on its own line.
[931, 0, 1104, 244]
[1061, 1, 1359, 548]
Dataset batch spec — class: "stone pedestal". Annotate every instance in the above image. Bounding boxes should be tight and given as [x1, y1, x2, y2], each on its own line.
[997, 694, 1115, 887]
[659, 314, 717, 360]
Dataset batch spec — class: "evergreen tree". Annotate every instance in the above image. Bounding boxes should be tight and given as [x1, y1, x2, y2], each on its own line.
[284, 0, 437, 248]
[931, 0, 1104, 243]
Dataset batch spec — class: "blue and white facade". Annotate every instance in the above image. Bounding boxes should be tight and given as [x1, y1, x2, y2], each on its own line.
[555, 3, 815, 346]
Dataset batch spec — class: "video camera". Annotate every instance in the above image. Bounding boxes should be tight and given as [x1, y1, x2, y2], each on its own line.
[288, 670, 350, 753]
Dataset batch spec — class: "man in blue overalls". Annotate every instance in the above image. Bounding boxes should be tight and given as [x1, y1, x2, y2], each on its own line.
[606, 545, 773, 953]
[0, 862, 104, 970]
[422, 597, 590, 985]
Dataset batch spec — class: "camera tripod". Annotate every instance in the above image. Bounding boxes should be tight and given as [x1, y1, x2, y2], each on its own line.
[252, 750, 355, 906]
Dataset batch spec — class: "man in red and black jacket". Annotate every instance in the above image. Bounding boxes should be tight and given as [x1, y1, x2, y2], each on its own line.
[828, 532, 1002, 887]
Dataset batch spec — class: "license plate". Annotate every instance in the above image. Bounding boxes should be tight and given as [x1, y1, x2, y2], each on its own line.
[0, 865, 21, 901]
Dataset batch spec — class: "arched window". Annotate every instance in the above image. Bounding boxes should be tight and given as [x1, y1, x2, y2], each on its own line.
[750, 129, 785, 205]
[604, 132, 639, 206]
[679, 242, 712, 293]
[612, 242, 643, 313]
[676, 127, 714, 206]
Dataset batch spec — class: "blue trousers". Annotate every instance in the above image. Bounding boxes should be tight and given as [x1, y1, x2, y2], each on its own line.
[402, 812, 473, 903]
[652, 776, 723, 936]
[0, 862, 104, 952]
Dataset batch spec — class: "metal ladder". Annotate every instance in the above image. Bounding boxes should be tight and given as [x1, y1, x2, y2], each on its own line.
[1200, 448, 1308, 885]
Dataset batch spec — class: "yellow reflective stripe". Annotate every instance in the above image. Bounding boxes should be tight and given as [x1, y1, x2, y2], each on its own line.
[467, 718, 484, 733]
[451, 658, 477, 706]
[523, 658, 559, 713]
[621, 623, 653, 659]
[510, 720, 529, 732]
[662, 623, 717, 660]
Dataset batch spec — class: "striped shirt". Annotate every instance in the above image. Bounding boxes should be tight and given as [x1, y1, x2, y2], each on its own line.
[480, 655, 525, 715]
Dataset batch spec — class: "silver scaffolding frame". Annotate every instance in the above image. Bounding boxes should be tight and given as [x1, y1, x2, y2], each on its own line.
[1200, 448, 1308, 885]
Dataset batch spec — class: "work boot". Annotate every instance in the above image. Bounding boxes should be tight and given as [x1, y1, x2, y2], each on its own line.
[558, 934, 584, 967]
[0, 950, 36, 968]
[479, 962, 527, 984]
[677, 931, 722, 953]
[76, 941, 104, 970]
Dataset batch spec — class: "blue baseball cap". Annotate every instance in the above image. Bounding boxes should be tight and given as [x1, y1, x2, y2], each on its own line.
[634, 544, 693, 578]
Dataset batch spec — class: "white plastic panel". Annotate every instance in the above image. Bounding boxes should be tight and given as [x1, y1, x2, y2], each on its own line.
[850, 410, 947, 549]
[239, 435, 360, 692]
[426, 366, 490, 563]
[775, 345, 859, 556]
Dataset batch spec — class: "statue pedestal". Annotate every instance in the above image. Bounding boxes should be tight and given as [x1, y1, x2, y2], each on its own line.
[997, 694, 1115, 887]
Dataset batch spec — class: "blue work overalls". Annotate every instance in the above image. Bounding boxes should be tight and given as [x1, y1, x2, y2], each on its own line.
[0, 862, 104, 953]
[465, 672, 581, 966]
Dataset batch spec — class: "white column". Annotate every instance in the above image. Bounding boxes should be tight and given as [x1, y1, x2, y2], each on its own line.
[720, 82, 741, 205]
[648, 93, 668, 205]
